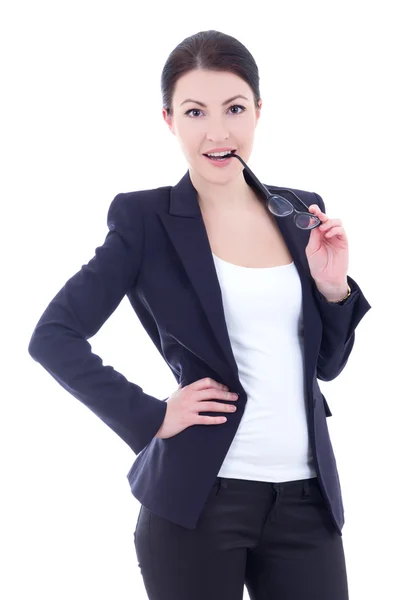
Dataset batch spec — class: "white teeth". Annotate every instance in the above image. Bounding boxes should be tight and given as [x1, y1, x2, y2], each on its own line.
[206, 150, 233, 157]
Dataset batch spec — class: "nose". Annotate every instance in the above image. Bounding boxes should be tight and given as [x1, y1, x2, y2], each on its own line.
[206, 117, 230, 142]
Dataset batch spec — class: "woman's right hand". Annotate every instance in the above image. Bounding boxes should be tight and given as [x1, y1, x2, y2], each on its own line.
[154, 377, 239, 440]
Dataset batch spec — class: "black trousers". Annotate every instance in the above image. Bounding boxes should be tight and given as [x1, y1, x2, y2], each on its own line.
[134, 476, 349, 600]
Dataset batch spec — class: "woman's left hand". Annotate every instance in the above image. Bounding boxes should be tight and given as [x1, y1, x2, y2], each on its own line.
[305, 205, 349, 288]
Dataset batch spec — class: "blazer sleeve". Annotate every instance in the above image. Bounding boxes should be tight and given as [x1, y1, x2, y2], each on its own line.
[311, 192, 372, 382]
[28, 192, 167, 455]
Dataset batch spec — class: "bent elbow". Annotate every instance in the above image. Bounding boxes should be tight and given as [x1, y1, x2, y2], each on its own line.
[28, 331, 41, 361]
[316, 362, 346, 382]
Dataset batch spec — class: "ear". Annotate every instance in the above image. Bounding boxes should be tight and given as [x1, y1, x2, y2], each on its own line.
[255, 99, 262, 126]
[162, 108, 176, 135]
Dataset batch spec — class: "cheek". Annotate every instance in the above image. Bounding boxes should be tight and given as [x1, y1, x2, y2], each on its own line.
[235, 116, 256, 136]
[175, 123, 199, 145]
[175, 131, 192, 154]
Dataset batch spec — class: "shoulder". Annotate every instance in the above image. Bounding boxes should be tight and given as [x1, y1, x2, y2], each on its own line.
[107, 184, 172, 228]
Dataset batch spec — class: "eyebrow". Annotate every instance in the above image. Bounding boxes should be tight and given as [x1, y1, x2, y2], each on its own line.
[180, 94, 249, 107]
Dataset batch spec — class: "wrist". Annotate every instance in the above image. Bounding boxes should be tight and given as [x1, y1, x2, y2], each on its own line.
[315, 280, 350, 302]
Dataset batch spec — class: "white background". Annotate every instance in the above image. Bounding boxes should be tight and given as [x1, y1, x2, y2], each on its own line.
[1, 1, 398, 598]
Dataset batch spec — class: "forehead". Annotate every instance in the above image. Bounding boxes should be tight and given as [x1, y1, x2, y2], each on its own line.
[173, 69, 250, 103]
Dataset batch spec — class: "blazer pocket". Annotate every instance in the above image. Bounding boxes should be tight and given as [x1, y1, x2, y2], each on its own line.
[322, 394, 333, 417]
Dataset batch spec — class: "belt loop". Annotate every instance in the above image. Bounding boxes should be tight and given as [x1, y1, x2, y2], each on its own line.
[272, 482, 281, 495]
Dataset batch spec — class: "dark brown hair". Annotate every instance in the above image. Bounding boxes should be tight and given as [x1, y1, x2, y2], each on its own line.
[161, 30, 261, 116]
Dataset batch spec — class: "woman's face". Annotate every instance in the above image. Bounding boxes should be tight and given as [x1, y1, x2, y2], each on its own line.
[163, 69, 262, 183]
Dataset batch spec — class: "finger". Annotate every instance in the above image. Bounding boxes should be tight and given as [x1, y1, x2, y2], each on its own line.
[323, 226, 347, 238]
[308, 204, 329, 223]
[319, 219, 342, 231]
[196, 388, 238, 402]
[197, 415, 227, 425]
[191, 378, 229, 391]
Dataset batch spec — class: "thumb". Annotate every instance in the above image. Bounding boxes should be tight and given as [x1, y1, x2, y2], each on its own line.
[305, 225, 321, 255]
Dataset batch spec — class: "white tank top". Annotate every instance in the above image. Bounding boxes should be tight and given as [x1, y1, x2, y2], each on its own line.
[212, 253, 316, 482]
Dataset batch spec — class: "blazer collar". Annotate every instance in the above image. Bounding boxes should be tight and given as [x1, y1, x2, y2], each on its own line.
[158, 170, 319, 384]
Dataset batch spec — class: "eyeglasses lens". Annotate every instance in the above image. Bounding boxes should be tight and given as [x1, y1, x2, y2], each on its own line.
[268, 195, 292, 216]
[295, 214, 320, 230]
[268, 194, 319, 230]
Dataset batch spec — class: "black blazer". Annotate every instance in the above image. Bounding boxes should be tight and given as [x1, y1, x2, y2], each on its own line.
[28, 169, 371, 536]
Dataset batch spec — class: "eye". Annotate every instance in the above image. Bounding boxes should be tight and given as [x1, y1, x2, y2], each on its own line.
[228, 105, 246, 115]
[184, 104, 246, 118]
[185, 108, 203, 118]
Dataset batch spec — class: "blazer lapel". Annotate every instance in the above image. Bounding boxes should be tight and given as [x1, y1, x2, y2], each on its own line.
[158, 170, 322, 385]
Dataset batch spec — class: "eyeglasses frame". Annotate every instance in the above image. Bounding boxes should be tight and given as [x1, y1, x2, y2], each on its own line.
[230, 152, 322, 230]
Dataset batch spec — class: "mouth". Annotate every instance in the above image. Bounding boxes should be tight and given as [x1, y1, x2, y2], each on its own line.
[202, 149, 237, 163]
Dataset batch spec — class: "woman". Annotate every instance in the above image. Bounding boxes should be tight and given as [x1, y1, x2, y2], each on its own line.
[28, 30, 371, 600]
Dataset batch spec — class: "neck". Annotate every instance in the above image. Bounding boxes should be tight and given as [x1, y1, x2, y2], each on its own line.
[189, 167, 260, 213]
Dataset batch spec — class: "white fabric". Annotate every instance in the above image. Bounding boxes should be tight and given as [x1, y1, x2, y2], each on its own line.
[212, 253, 317, 483]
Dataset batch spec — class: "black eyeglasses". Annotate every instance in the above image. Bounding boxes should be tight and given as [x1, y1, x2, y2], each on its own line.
[230, 152, 321, 230]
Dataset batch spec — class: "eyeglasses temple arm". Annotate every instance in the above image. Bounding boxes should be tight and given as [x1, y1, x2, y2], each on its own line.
[289, 192, 317, 213]
[231, 152, 320, 216]
[231, 153, 273, 199]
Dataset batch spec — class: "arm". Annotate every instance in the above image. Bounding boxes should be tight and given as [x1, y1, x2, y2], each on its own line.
[28, 193, 167, 455]
[311, 192, 372, 381]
